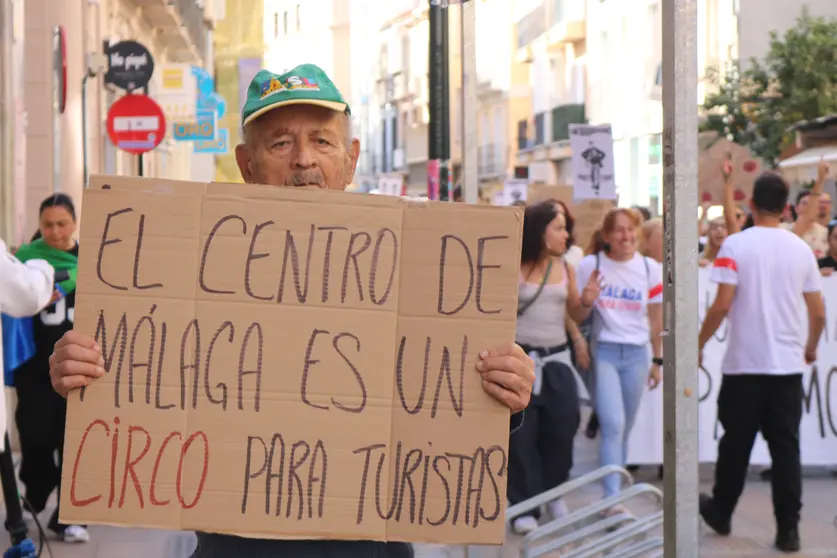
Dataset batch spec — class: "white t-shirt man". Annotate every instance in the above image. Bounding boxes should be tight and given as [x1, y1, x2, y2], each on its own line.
[576, 252, 664, 346]
[711, 226, 822, 375]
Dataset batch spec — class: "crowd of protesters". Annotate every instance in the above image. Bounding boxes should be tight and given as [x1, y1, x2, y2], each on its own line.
[507, 158, 832, 554]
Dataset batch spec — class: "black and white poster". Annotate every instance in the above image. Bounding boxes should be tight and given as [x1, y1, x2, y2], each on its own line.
[570, 123, 616, 200]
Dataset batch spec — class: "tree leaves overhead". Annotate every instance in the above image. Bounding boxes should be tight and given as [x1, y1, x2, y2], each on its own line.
[701, 7, 837, 168]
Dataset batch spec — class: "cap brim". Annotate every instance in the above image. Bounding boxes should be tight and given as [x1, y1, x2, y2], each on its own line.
[243, 99, 348, 127]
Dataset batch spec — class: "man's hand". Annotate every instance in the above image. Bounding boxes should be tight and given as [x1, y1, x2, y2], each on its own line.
[476, 343, 535, 413]
[821, 267, 834, 277]
[817, 156, 829, 184]
[49, 331, 105, 398]
[805, 345, 817, 365]
[722, 157, 733, 180]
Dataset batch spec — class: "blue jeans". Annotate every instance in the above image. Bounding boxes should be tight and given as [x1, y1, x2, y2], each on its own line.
[594, 341, 650, 497]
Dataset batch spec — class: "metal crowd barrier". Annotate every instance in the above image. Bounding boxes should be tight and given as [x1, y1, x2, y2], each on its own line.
[464, 465, 664, 558]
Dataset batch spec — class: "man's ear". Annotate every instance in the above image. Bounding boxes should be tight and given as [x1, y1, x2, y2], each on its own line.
[346, 138, 361, 184]
[235, 144, 254, 183]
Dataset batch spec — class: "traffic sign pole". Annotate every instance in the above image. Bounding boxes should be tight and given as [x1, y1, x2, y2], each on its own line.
[661, 0, 699, 556]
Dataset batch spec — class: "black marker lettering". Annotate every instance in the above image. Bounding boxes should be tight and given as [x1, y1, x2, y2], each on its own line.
[97, 208, 133, 291]
[86, 309, 128, 403]
[132, 214, 163, 290]
[437, 235, 474, 316]
[331, 332, 367, 413]
[238, 323, 264, 412]
[180, 319, 201, 410]
[369, 228, 398, 306]
[341, 232, 371, 303]
[475, 236, 506, 314]
[204, 322, 233, 410]
[200, 215, 246, 295]
[245, 220, 275, 301]
[127, 305, 157, 406]
[300, 329, 330, 411]
[318, 226, 347, 303]
[278, 224, 316, 304]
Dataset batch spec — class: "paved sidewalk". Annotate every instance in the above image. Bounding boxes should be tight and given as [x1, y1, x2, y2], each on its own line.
[4, 436, 836, 557]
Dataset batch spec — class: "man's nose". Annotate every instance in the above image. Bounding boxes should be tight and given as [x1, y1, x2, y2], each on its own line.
[292, 139, 316, 169]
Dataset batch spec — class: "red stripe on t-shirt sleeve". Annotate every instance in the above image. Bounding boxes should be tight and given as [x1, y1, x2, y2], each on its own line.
[648, 284, 663, 299]
[713, 257, 738, 272]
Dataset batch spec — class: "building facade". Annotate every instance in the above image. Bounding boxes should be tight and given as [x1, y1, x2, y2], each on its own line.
[585, 0, 737, 211]
[215, 0, 263, 183]
[513, 0, 587, 190]
[0, 0, 219, 245]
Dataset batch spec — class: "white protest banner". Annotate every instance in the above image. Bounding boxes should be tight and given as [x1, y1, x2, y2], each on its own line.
[628, 267, 837, 466]
[569, 124, 616, 200]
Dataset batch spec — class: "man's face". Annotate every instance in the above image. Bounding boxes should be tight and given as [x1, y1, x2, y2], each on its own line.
[235, 104, 360, 190]
[820, 193, 832, 219]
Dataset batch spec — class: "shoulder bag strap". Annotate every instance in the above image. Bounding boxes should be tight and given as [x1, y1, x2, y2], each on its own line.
[517, 258, 554, 317]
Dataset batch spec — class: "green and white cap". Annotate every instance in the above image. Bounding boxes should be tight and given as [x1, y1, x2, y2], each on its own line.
[241, 64, 350, 128]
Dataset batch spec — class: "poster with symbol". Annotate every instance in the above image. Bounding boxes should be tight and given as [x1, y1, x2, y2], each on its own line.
[501, 179, 528, 205]
[569, 124, 616, 200]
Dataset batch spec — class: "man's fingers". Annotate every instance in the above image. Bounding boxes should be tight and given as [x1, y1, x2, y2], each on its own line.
[480, 369, 528, 395]
[55, 330, 99, 352]
[478, 354, 527, 378]
[480, 379, 521, 411]
[54, 343, 103, 366]
[56, 375, 94, 395]
[54, 360, 105, 380]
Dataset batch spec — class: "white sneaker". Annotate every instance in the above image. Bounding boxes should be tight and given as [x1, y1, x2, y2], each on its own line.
[548, 498, 569, 519]
[63, 525, 90, 543]
[512, 516, 539, 534]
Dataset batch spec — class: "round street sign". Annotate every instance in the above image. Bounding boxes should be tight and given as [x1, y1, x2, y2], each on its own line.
[105, 40, 155, 91]
[106, 94, 166, 155]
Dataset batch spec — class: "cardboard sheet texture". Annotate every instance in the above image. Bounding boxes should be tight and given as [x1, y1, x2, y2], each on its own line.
[60, 175, 523, 545]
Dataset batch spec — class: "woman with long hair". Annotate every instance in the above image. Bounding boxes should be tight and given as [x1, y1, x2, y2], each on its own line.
[12, 194, 89, 543]
[508, 200, 602, 534]
[575, 208, 664, 513]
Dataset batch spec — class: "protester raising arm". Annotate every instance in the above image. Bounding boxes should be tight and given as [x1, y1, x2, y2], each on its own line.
[722, 156, 741, 235]
[791, 158, 828, 238]
[0, 239, 54, 317]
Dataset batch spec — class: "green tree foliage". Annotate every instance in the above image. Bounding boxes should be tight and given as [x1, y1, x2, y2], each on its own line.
[701, 7, 837, 168]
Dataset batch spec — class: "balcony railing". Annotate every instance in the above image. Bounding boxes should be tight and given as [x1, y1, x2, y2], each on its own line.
[551, 103, 586, 142]
[517, 2, 547, 49]
[478, 144, 505, 177]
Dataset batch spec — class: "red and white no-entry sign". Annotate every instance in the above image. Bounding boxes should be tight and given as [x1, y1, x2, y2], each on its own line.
[106, 93, 166, 155]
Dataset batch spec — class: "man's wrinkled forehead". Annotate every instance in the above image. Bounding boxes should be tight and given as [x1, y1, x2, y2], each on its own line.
[250, 105, 347, 140]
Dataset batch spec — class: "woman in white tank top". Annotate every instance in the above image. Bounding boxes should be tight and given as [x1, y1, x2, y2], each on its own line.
[508, 201, 603, 535]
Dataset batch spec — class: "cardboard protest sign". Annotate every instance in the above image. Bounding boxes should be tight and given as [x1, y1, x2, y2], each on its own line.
[571, 199, 615, 251]
[698, 132, 763, 205]
[526, 185, 574, 206]
[60, 175, 523, 544]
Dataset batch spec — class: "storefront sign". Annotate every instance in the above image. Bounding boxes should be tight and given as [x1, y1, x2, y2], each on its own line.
[105, 40, 155, 91]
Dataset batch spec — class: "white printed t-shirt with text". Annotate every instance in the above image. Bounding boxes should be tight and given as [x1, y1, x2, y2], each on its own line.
[576, 252, 663, 346]
[711, 226, 822, 376]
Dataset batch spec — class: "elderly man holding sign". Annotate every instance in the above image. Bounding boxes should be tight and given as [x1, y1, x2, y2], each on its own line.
[48, 64, 534, 557]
